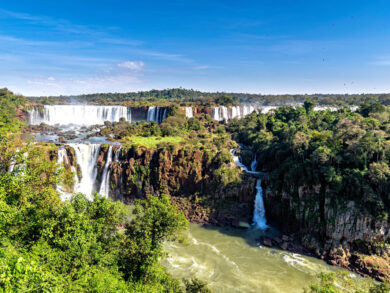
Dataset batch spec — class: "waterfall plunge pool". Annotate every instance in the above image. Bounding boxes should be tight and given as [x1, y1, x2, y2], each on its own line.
[163, 224, 360, 293]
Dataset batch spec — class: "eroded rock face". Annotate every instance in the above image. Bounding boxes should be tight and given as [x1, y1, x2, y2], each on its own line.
[262, 174, 390, 281]
[95, 145, 257, 223]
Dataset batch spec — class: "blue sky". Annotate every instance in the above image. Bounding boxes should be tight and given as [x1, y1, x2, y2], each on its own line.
[1, 0, 390, 95]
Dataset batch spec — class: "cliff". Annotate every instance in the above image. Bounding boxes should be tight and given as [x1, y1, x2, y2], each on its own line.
[262, 175, 390, 282]
[96, 144, 257, 226]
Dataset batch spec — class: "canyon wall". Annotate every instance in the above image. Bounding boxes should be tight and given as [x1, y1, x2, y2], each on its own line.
[262, 175, 390, 281]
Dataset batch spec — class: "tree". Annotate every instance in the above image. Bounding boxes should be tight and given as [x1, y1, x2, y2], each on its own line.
[120, 196, 188, 281]
[304, 99, 316, 114]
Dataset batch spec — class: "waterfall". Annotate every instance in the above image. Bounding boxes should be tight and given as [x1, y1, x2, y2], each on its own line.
[250, 154, 258, 172]
[211, 105, 260, 121]
[230, 149, 260, 175]
[146, 106, 156, 122]
[221, 106, 228, 120]
[114, 146, 121, 162]
[29, 105, 129, 126]
[211, 106, 229, 121]
[253, 179, 268, 229]
[147, 106, 167, 123]
[185, 107, 193, 118]
[57, 148, 69, 165]
[211, 107, 220, 121]
[231, 148, 267, 229]
[56, 147, 79, 201]
[99, 146, 113, 197]
[127, 108, 132, 123]
[69, 143, 100, 200]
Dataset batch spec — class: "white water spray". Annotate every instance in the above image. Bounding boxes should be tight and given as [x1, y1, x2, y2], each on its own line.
[29, 105, 129, 126]
[253, 179, 268, 229]
[147, 106, 167, 123]
[114, 146, 122, 162]
[69, 143, 100, 200]
[185, 107, 194, 118]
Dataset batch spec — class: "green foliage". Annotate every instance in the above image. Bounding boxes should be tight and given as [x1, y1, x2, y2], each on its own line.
[0, 88, 26, 136]
[304, 272, 389, 293]
[120, 196, 188, 282]
[0, 139, 192, 292]
[228, 104, 390, 221]
[214, 95, 238, 106]
[27, 88, 390, 108]
[304, 99, 317, 114]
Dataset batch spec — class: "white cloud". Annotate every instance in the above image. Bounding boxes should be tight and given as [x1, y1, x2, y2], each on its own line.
[117, 61, 145, 70]
[48, 76, 55, 81]
[369, 57, 390, 66]
[193, 65, 211, 70]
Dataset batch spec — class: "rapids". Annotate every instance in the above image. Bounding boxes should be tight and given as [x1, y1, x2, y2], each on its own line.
[163, 224, 340, 293]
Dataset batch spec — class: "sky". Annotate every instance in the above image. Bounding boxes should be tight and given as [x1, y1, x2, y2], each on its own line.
[1, 0, 390, 96]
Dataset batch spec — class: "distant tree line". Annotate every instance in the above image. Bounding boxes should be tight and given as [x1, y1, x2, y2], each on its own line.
[26, 88, 390, 107]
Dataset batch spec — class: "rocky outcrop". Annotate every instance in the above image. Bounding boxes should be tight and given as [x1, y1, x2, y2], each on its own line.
[262, 174, 390, 281]
[95, 144, 257, 223]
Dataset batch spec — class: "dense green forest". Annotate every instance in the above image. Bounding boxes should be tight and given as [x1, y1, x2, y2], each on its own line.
[229, 100, 390, 221]
[26, 87, 390, 107]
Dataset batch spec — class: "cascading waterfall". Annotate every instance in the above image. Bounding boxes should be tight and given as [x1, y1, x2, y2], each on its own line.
[185, 107, 193, 118]
[250, 154, 258, 172]
[99, 145, 113, 197]
[56, 147, 79, 200]
[114, 146, 121, 162]
[231, 148, 267, 229]
[69, 143, 101, 200]
[211, 105, 260, 121]
[230, 149, 260, 175]
[147, 106, 167, 123]
[127, 108, 132, 122]
[29, 105, 129, 126]
[253, 179, 267, 229]
[28, 105, 173, 126]
[211, 106, 229, 121]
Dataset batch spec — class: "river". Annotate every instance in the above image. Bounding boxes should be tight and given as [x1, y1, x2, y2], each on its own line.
[163, 224, 340, 293]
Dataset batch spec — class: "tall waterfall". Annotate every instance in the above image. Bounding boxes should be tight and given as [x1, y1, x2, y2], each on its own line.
[29, 105, 129, 126]
[231, 148, 267, 229]
[114, 146, 121, 161]
[185, 107, 193, 118]
[253, 179, 267, 229]
[99, 146, 113, 197]
[147, 106, 167, 123]
[56, 147, 78, 201]
[69, 143, 100, 200]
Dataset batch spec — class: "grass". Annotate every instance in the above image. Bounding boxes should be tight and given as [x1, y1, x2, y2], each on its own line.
[122, 135, 183, 147]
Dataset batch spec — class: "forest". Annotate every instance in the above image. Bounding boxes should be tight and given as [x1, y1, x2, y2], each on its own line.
[26, 88, 390, 107]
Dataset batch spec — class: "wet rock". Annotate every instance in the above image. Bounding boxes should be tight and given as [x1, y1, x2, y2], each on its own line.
[262, 238, 273, 247]
[281, 242, 289, 250]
